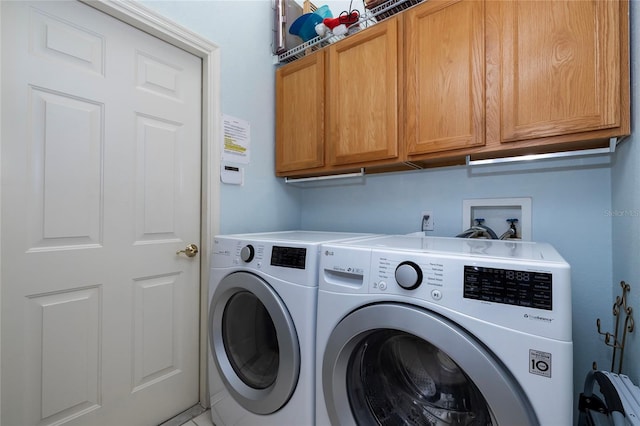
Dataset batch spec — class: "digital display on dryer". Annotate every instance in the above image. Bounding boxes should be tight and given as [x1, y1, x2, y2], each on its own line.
[271, 246, 306, 269]
[463, 266, 552, 310]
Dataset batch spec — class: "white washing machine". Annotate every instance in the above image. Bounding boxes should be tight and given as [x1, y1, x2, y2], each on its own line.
[208, 230, 375, 426]
[316, 235, 573, 425]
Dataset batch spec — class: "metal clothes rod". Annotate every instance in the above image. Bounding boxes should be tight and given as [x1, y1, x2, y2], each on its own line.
[284, 168, 365, 184]
[466, 137, 619, 166]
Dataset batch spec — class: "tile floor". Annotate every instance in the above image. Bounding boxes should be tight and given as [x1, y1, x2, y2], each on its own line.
[180, 410, 213, 426]
[159, 405, 214, 426]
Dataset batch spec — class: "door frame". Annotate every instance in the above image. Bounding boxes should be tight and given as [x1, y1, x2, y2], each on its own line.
[0, 0, 222, 412]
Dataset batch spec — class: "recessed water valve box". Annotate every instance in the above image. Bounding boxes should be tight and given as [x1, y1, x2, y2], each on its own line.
[462, 198, 532, 240]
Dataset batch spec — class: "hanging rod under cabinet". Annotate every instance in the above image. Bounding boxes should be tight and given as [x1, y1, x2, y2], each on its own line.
[466, 137, 622, 166]
[284, 168, 365, 184]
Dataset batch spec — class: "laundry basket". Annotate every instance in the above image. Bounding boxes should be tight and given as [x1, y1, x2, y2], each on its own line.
[578, 370, 640, 425]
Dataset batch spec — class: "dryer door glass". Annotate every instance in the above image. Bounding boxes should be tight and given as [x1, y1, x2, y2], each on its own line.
[347, 330, 491, 425]
[222, 291, 279, 389]
[210, 271, 300, 415]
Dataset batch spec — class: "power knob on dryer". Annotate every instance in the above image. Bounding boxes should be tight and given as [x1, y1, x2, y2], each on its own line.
[240, 244, 255, 262]
[395, 261, 422, 290]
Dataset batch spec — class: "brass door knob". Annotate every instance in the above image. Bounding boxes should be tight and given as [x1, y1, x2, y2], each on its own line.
[177, 243, 199, 258]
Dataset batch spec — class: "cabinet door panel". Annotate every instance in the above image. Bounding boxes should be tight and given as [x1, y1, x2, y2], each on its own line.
[405, 0, 485, 156]
[328, 18, 398, 166]
[275, 52, 325, 173]
[493, 0, 620, 143]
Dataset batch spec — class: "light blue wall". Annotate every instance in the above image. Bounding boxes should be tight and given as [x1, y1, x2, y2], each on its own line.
[141, 0, 302, 234]
[143, 0, 636, 416]
[300, 156, 615, 401]
[612, 0, 640, 382]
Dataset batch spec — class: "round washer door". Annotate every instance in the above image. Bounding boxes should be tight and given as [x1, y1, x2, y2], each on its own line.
[322, 303, 538, 425]
[209, 271, 300, 415]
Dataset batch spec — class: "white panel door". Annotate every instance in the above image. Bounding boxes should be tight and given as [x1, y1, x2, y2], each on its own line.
[1, 1, 202, 425]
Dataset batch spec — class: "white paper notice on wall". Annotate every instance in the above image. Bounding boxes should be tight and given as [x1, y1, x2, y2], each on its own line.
[221, 163, 244, 185]
[222, 114, 250, 164]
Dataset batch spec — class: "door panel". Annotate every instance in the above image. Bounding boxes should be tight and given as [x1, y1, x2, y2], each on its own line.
[29, 6, 105, 75]
[275, 51, 326, 174]
[135, 116, 183, 241]
[132, 272, 184, 391]
[28, 87, 103, 250]
[27, 287, 101, 421]
[494, 0, 620, 142]
[1, 2, 202, 425]
[327, 18, 399, 165]
[405, 0, 485, 155]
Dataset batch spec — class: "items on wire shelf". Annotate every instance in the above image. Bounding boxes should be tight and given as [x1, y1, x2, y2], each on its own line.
[364, 0, 422, 20]
[277, 0, 423, 64]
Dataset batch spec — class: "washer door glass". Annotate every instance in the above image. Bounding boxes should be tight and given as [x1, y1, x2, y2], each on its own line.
[222, 291, 279, 389]
[348, 330, 491, 425]
[322, 303, 537, 425]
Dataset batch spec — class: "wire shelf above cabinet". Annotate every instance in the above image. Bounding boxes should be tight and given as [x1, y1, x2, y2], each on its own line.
[277, 0, 423, 64]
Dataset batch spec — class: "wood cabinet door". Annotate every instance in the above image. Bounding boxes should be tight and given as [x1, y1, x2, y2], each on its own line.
[405, 0, 485, 156]
[488, 0, 622, 144]
[275, 51, 325, 174]
[327, 17, 399, 166]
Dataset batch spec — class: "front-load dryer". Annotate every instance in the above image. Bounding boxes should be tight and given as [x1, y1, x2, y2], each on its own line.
[208, 230, 375, 426]
[316, 235, 573, 425]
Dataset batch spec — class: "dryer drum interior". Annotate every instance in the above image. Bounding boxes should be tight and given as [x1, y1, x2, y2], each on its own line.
[222, 290, 279, 389]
